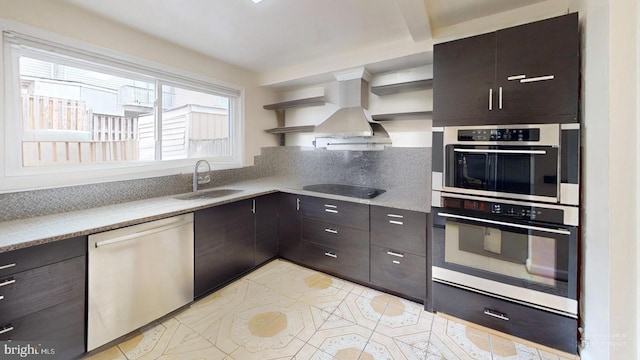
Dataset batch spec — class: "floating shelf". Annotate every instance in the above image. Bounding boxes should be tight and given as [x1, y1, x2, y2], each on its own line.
[371, 111, 433, 121]
[265, 125, 315, 134]
[263, 96, 325, 110]
[371, 79, 433, 96]
[263, 96, 325, 146]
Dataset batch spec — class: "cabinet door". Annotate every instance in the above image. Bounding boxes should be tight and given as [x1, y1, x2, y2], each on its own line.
[0, 297, 85, 359]
[370, 206, 427, 256]
[300, 196, 369, 230]
[255, 194, 279, 265]
[195, 206, 226, 297]
[495, 13, 578, 122]
[302, 241, 369, 284]
[194, 200, 255, 298]
[433, 32, 496, 126]
[370, 245, 425, 301]
[278, 193, 302, 262]
[226, 199, 256, 278]
[0, 256, 85, 324]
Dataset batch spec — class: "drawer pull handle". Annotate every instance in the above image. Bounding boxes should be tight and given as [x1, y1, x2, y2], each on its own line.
[324, 204, 337, 208]
[386, 251, 404, 258]
[0, 263, 16, 270]
[325, 228, 338, 234]
[324, 252, 338, 258]
[0, 296, 3, 301]
[389, 220, 404, 225]
[0, 325, 13, 335]
[520, 75, 555, 83]
[392, 260, 400, 264]
[0, 279, 15, 287]
[483, 308, 509, 321]
[387, 214, 404, 219]
[325, 209, 338, 214]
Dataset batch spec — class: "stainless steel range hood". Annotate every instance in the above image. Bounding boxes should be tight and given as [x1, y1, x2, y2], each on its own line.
[314, 69, 391, 150]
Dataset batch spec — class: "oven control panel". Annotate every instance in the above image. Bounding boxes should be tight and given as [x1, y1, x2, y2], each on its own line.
[458, 128, 541, 142]
[442, 197, 563, 223]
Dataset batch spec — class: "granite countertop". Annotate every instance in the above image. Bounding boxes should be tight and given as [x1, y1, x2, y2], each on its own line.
[0, 177, 430, 253]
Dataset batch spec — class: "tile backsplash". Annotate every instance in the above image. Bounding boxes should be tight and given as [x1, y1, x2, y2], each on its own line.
[0, 146, 430, 221]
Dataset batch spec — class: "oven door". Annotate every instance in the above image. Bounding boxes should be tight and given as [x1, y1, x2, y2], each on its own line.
[432, 209, 578, 317]
[443, 145, 559, 202]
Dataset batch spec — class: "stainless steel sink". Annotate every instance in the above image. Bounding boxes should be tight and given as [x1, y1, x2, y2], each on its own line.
[173, 188, 242, 200]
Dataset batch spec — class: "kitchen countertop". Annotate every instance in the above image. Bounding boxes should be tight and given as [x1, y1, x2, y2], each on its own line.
[0, 176, 430, 253]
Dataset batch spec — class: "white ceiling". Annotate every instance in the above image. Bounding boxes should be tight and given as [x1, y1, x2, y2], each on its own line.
[61, 0, 567, 86]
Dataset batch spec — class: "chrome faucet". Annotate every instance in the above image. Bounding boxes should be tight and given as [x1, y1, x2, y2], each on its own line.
[193, 160, 211, 192]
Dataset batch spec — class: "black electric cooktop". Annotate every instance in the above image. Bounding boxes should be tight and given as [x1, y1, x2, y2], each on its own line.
[302, 184, 386, 199]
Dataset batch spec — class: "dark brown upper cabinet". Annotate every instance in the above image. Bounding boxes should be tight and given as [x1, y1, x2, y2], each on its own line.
[433, 13, 579, 126]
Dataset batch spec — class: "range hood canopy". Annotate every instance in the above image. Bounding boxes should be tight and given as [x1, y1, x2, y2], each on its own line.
[314, 68, 391, 150]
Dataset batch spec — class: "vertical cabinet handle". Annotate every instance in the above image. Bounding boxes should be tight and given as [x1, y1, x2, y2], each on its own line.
[498, 87, 503, 109]
[483, 308, 509, 321]
[252, 199, 256, 214]
[296, 198, 300, 211]
[0, 263, 16, 271]
[488, 88, 493, 110]
[0, 325, 13, 335]
[324, 252, 338, 258]
[0, 278, 15, 287]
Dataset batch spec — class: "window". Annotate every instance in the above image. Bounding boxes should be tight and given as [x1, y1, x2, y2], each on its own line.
[1, 30, 243, 190]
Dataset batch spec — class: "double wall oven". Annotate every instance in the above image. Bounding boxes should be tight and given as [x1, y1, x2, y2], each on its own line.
[430, 123, 580, 353]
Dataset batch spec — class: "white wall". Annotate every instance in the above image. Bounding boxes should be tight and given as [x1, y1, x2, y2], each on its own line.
[570, 0, 639, 359]
[0, 0, 278, 166]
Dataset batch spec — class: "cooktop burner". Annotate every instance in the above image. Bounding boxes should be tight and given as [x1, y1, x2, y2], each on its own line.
[302, 184, 386, 199]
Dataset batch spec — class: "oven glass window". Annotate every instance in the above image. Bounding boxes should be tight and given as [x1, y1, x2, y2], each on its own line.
[445, 146, 558, 198]
[444, 220, 568, 290]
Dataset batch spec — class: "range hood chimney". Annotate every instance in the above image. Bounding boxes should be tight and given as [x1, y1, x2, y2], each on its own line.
[314, 68, 391, 150]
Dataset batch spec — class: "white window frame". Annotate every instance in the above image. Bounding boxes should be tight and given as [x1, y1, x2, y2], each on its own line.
[0, 21, 245, 192]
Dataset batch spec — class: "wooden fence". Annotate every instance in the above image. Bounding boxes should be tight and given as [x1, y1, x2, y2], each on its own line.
[22, 96, 139, 166]
[21, 95, 231, 166]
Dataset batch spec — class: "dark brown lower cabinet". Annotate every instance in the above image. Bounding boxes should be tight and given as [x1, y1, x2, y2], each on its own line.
[301, 241, 369, 283]
[194, 199, 255, 298]
[433, 282, 578, 354]
[0, 298, 85, 359]
[0, 256, 85, 323]
[370, 245, 425, 301]
[278, 193, 302, 262]
[255, 193, 279, 265]
[0, 236, 86, 360]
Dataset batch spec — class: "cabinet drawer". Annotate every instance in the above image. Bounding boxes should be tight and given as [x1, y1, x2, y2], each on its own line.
[0, 236, 86, 278]
[433, 282, 578, 354]
[301, 219, 369, 253]
[0, 256, 85, 323]
[301, 197, 369, 230]
[0, 297, 85, 359]
[370, 206, 426, 255]
[302, 241, 369, 283]
[370, 245, 425, 301]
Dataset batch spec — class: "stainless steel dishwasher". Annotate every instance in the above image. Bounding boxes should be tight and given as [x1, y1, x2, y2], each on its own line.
[87, 213, 194, 351]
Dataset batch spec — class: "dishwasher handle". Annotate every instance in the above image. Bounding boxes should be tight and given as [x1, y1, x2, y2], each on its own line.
[94, 219, 193, 248]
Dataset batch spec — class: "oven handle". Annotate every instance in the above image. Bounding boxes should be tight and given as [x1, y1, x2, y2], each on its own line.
[437, 212, 571, 235]
[453, 148, 547, 155]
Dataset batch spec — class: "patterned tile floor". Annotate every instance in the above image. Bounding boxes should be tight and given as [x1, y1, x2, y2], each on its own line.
[84, 259, 579, 360]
